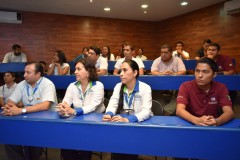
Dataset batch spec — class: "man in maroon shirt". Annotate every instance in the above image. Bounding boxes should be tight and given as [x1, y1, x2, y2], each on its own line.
[207, 43, 235, 75]
[176, 57, 234, 126]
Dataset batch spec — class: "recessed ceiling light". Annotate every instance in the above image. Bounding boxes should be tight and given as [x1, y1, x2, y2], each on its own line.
[141, 4, 148, 9]
[104, 7, 111, 11]
[90, 0, 93, 3]
[180, 2, 188, 6]
[144, 11, 147, 14]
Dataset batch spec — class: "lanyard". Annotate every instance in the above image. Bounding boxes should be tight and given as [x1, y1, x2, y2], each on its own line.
[76, 81, 92, 101]
[124, 86, 136, 109]
[27, 77, 43, 98]
[2, 85, 5, 100]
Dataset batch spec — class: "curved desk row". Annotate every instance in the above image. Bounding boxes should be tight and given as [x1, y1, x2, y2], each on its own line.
[0, 111, 239, 159]
[0, 60, 197, 73]
[46, 75, 240, 90]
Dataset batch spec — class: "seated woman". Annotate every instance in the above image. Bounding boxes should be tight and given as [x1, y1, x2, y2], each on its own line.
[0, 72, 17, 107]
[47, 50, 70, 75]
[102, 45, 115, 61]
[102, 59, 152, 160]
[57, 58, 105, 160]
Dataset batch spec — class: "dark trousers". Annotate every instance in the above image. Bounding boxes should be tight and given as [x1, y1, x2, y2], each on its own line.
[61, 149, 92, 160]
[5, 144, 43, 160]
[111, 153, 138, 160]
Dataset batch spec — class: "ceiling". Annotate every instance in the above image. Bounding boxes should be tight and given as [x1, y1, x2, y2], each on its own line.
[0, 0, 226, 21]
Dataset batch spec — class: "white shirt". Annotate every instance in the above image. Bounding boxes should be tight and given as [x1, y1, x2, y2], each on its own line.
[100, 54, 115, 61]
[114, 57, 145, 69]
[49, 62, 70, 75]
[62, 81, 105, 114]
[106, 80, 152, 122]
[2, 52, 27, 63]
[9, 77, 57, 108]
[136, 55, 147, 61]
[96, 56, 108, 70]
[0, 83, 17, 104]
[172, 50, 189, 59]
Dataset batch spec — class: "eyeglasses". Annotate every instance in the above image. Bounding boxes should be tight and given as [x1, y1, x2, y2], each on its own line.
[120, 109, 135, 115]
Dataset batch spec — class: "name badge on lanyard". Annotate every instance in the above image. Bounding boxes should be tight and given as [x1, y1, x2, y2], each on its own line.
[124, 91, 136, 109]
[27, 78, 43, 104]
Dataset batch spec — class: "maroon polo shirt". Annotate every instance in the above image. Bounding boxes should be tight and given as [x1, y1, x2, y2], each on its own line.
[215, 54, 235, 72]
[177, 80, 232, 118]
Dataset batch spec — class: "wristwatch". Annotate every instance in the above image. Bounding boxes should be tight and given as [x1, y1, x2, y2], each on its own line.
[22, 108, 27, 114]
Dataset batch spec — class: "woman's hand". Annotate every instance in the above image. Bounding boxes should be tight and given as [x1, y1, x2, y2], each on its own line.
[102, 114, 112, 121]
[111, 115, 129, 123]
[57, 102, 74, 117]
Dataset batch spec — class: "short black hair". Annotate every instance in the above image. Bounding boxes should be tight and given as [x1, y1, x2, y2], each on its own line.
[26, 62, 44, 76]
[176, 41, 184, 46]
[12, 44, 21, 50]
[161, 44, 173, 52]
[89, 46, 101, 55]
[196, 57, 218, 73]
[203, 39, 212, 44]
[209, 43, 221, 51]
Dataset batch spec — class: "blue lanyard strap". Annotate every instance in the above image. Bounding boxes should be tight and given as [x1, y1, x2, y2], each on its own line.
[124, 91, 136, 109]
[76, 81, 93, 100]
[27, 77, 43, 97]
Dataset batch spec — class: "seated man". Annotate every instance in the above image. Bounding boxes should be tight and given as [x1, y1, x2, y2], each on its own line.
[87, 46, 108, 75]
[2, 44, 27, 63]
[151, 44, 186, 75]
[113, 42, 145, 75]
[176, 57, 234, 126]
[136, 48, 147, 61]
[207, 42, 234, 75]
[151, 44, 186, 115]
[1, 62, 57, 160]
[172, 41, 189, 60]
[195, 39, 211, 60]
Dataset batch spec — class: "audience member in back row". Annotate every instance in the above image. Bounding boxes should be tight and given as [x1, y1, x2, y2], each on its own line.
[136, 48, 147, 60]
[72, 47, 89, 62]
[103, 59, 152, 160]
[206, 42, 237, 104]
[151, 44, 186, 75]
[195, 39, 212, 60]
[176, 57, 234, 126]
[172, 41, 189, 60]
[113, 42, 145, 75]
[47, 50, 70, 75]
[151, 44, 186, 115]
[207, 43, 235, 75]
[87, 46, 108, 75]
[1, 62, 57, 160]
[0, 72, 17, 107]
[57, 58, 105, 160]
[101, 45, 115, 61]
[2, 44, 27, 63]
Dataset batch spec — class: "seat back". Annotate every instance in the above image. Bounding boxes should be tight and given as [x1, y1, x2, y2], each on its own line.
[152, 99, 164, 116]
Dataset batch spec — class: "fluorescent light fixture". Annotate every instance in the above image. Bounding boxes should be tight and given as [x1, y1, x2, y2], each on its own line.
[104, 7, 111, 11]
[180, 2, 188, 6]
[141, 4, 148, 9]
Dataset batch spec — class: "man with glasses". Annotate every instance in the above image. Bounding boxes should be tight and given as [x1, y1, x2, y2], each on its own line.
[151, 44, 186, 115]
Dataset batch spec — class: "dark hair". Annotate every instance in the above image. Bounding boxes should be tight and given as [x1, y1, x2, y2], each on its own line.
[26, 62, 44, 76]
[89, 46, 101, 55]
[56, 50, 67, 65]
[196, 57, 218, 73]
[176, 41, 184, 46]
[139, 48, 143, 52]
[75, 58, 98, 81]
[4, 72, 16, 78]
[161, 44, 172, 52]
[209, 43, 221, 51]
[103, 46, 111, 60]
[82, 47, 89, 53]
[116, 60, 139, 113]
[203, 39, 212, 44]
[12, 44, 21, 50]
[39, 61, 46, 66]
[123, 42, 134, 51]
